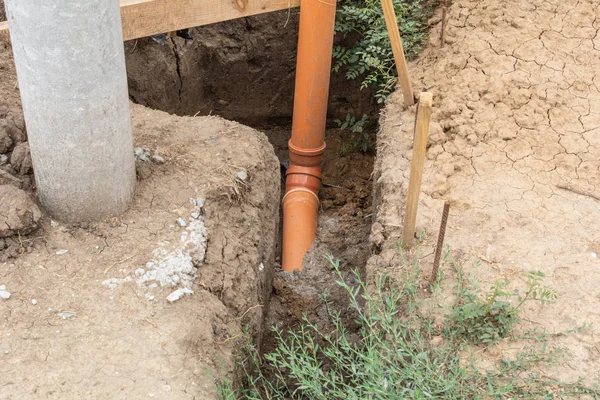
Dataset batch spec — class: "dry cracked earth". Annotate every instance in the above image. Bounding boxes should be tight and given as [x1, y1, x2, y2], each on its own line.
[371, 0, 600, 385]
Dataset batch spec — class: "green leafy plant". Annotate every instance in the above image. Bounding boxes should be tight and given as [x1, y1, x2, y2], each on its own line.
[334, 0, 437, 103]
[218, 253, 597, 399]
[445, 265, 558, 346]
[335, 113, 370, 152]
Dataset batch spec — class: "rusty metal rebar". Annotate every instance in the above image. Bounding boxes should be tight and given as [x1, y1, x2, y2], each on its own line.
[431, 201, 451, 283]
[440, 7, 447, 48]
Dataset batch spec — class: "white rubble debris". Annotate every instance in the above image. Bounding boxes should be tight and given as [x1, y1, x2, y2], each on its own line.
[0, 285, 10, 300]
[166, 288, 193, 303]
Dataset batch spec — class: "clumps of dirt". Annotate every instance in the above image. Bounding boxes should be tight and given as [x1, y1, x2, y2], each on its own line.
[371, 0, 600, 385]
[0, 34, 32, 196]
[0, 184, 40, 261]
[0, 184, 41, 237]
[8, 141, 31, 175]
[0, 38, 43, 262]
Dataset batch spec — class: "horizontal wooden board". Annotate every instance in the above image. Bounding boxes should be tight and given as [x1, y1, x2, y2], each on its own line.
[0, 0, 300, 42]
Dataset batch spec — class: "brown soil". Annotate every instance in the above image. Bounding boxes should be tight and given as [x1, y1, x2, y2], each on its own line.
[372, 0, 600, 385]
[124, 9, 377, 124]
[0, 35, 282, 398]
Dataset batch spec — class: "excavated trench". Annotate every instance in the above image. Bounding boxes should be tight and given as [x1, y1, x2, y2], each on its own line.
[124, 9, 379, 352]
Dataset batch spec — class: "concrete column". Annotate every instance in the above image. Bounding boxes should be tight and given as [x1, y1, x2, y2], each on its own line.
[5, 0, 136, 222]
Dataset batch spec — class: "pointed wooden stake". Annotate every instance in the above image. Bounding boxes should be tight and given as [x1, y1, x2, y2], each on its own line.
[402, 92, 432, 248]
[380, 0, 415, 106]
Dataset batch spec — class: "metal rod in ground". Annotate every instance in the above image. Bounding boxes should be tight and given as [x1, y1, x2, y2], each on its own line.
[380, 0, 415, 106]
[402, 92, 433, 248]
[440, 7, 447, 48]
[431, 201, 451, 283]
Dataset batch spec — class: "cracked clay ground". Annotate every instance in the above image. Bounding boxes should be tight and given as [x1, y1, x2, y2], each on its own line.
[371, 0, 600, 385]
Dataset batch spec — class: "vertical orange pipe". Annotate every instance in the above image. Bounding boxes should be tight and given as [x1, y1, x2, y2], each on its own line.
[282, 0, 337, 272]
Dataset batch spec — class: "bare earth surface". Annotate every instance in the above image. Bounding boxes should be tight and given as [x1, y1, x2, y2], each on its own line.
[0, 101, 280, 399]
[371, 0, 600, 385]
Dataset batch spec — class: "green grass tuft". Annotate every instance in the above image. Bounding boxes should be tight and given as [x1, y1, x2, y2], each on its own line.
[218, 249, 598, 399]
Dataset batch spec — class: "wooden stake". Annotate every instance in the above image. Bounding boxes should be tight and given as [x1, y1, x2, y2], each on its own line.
[380, 0, 415, 106]
[402, 92, 432, 248]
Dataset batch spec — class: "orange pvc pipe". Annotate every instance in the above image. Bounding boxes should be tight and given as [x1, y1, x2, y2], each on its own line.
[282, 0, 337, 272]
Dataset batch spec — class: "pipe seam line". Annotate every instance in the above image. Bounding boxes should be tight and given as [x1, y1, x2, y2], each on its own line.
[282, 188, 320, 202]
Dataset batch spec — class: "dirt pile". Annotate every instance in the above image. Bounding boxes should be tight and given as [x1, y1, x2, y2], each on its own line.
[0, 104, 281, 399]
[0, 27, 281, 398]
[0, 184, 41, 237]
[371, 0, 600, 384]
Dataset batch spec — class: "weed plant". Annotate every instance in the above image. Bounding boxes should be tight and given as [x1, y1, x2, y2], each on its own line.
[219, 248, 598, 399]
[333, 0, 437, 104]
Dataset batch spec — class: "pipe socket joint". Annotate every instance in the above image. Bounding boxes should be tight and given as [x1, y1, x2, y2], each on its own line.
[288, 140, 326, 168]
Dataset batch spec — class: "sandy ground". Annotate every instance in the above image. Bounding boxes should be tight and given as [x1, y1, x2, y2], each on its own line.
[371, 0, 600, 385]
[0, 102, 280, 398]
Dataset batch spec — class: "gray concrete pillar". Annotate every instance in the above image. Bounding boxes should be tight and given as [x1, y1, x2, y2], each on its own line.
[5, 0, 136, 222]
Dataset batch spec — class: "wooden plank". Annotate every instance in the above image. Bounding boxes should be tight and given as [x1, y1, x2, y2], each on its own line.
[0, 0, 300, 42]
[380, 0, 415, 106]
[121, 0, 300, 40]
[402, 92, 432, 249]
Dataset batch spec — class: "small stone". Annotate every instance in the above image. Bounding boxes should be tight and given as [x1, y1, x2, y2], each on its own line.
[166, 288, 193, 303]
[151, 155, 165, 164]
[10, 142, 32, 175]
[0, 285, 10, 300]
[55, 249, 68, 255]
[134, 147, 144, 157]
[190, 211, 200, 219]
[145, 293, 155, 301]
[135, 268, 145, 276]
[176, 218, 187, 227]
[57, 312, 76, 320]
[50, 220, 59, 228]
[236, 171, 248, 181]
[592, 252, 598, 259]
[31, 299, 37, 305]
[148, 283, 158, 289]
[0, 126, 13, 154]
[0, 154, 8, 165]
